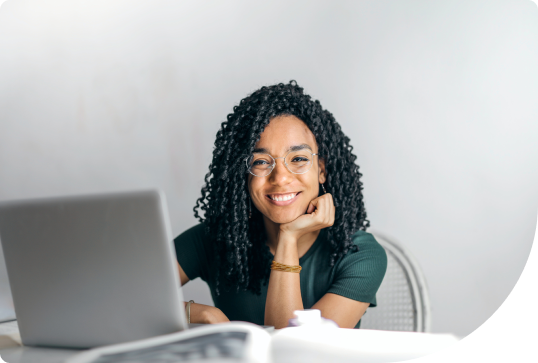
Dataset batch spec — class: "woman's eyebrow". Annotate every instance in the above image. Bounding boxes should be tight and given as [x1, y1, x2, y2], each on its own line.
[289, 144, 312, 152]
[252, 147, 270, 153]
[252, 144, 312, 154]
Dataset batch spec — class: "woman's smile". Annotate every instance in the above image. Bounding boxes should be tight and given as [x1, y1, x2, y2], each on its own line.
[265, 191, 302, 206]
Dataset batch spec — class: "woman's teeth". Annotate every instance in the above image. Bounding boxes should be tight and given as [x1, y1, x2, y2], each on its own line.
[270, 193, 297, 201]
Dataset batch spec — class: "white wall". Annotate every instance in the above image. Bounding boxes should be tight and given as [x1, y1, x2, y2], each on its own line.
[0, 0, 536, 337]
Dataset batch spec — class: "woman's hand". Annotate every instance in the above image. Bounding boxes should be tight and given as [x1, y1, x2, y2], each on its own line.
[187, 302, 230, 324]
[279, 193, 335, 241]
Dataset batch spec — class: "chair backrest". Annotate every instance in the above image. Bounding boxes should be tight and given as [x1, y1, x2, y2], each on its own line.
[359, 231, 431, 332]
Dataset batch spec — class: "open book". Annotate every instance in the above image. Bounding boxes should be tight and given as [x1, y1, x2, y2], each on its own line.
[65, 322, 271, 363]
[65, 321, 459, 363]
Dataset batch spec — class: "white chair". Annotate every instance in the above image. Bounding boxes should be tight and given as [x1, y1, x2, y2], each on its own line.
[359, 231, 431, 332]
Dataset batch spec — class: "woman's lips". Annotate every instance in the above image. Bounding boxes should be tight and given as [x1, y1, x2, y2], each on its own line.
[265, 192, 301, 206]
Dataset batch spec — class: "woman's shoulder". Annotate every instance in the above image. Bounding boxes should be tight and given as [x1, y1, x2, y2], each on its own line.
[351, 230, 385, 251]
[338, 229, 388, 269]
[173, 223, 211, 246]
[176, 222, 207, 236]
[173, 223, 214, 282]
[326, 229, 388, 307]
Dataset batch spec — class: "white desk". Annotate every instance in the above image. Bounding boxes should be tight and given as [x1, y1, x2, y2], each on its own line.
[0, 320, 460, 363]
[0, 321, 80, 363]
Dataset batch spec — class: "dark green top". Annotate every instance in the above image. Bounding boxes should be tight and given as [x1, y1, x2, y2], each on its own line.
[174, 224, 387, 328]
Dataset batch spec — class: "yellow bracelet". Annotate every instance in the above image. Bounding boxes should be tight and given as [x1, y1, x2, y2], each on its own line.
[270, 260, 302, 273]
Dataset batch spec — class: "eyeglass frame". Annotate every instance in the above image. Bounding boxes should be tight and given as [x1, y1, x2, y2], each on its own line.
[244, 150, 319, 177]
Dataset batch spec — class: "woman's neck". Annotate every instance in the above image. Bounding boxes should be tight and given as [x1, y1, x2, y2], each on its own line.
[263, 216, 321, 258]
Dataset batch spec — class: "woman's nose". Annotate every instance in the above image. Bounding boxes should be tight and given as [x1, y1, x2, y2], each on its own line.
[268, 158, 292, 185]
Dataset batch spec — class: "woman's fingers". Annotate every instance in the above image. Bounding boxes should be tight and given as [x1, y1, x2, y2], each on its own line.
[328, 205, 336, 226]
[306, 199, 317, 214]
[327, 194, 336, 226]
[324, 194, 335, 227]
[307, 194, 334, 228]
[281, 193, 336, 237]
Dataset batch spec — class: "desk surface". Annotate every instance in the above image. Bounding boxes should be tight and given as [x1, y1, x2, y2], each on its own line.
[0, 321, 80, 363]
[0, 320, 460, 363]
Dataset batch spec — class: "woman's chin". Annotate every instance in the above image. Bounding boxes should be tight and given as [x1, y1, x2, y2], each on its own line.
[267, 211, 304, 225]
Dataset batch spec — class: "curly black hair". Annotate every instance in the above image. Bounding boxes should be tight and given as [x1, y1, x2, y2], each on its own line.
[193, 80, 369, 295]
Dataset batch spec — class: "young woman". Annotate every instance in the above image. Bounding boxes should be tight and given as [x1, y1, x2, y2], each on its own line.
[174, 81, 387, 329]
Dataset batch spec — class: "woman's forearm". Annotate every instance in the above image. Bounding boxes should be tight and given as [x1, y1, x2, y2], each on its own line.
[264, 236, 304, 328]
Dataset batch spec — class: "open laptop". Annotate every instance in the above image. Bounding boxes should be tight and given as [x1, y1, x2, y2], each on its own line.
[0, 190, 188, 348]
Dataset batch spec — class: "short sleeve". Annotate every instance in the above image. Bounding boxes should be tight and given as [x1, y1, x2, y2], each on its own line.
[327, 231, 387, 307]
[173, 223, 212, 282]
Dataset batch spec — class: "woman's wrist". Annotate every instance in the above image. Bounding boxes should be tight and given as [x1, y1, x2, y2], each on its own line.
[277, 230, 300, 246]
[188, 303, 229, 324]
[203, 307, 229, 324]
[274, 236, 300, 266]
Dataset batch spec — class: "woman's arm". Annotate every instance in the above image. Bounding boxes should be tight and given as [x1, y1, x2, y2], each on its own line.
[264, 235, 304, 328]
[264, 194, 335, 328]
[312, 293, 369, 328]
[187, 302, 230, 324]
[177, 262, 229, 324]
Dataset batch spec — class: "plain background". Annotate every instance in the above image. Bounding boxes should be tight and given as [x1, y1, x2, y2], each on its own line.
[0, 0, 537, 337]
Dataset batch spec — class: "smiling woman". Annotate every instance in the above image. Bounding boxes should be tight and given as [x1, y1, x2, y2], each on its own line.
[174, 81, 387, 329]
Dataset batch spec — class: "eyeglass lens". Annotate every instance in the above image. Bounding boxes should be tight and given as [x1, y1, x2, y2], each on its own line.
[247, 151, 313, 177]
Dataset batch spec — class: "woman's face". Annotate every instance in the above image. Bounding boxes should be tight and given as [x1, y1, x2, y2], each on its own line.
[248, 115, 326, 224]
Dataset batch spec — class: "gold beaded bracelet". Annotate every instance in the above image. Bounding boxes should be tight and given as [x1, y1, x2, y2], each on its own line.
[270, 260, 302, 273]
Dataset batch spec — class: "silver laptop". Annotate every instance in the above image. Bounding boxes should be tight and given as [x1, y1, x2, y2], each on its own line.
[0, 189, 188, 348]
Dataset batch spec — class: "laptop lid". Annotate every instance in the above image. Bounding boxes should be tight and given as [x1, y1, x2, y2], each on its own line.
[0, 243, 16, 323]
[0, 189, 188, 348]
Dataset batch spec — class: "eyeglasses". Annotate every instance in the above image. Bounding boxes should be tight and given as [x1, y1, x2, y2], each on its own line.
[245, 150, 319, 177]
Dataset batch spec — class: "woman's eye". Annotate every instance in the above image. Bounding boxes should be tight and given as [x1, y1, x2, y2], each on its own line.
[253, 160, 269, 166]
[291, 157, 309, 163]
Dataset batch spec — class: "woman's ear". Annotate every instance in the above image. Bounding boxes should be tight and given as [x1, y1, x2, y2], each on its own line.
[318, 157, 326, 184]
